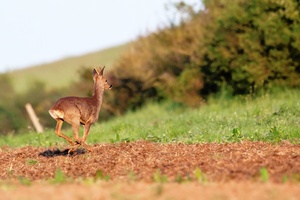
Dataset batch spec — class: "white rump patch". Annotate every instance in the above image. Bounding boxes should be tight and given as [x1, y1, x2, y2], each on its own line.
[49, 109, 64, 119]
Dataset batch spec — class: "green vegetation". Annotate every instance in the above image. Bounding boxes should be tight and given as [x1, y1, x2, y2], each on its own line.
[50, 168, 67, 184]
[194, 167, 207, 183]
[107, 0, 300, 114]
[0, 88, 299, 147]
[260, 167, 269, 182]
[95, 170, 111, 181]
[153, 170, 168, 183]
[66, 87, 300, 144]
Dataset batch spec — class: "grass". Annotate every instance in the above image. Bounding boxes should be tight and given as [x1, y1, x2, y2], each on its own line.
[0, 87, 299, 147]
[93, 87, 300, 144]
[7, 43, 130, 93]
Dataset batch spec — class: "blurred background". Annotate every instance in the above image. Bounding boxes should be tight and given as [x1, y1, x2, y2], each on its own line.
[0, 0, 299, 134]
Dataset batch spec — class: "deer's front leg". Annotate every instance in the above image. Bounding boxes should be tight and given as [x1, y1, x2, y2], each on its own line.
[71, 123, 81, 144]
[81, 124, 92, 152]
[81, 124, 91, 144]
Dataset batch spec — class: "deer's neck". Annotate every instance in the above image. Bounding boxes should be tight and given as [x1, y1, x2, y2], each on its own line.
[92, 82, 104, 107]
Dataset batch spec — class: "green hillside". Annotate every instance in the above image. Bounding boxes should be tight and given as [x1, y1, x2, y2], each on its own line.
[8, 43, 130, 93]
[1, 88, 299, 147]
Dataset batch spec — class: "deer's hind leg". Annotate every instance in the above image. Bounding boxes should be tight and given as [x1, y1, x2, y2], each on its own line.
[54, 119, 76, 145]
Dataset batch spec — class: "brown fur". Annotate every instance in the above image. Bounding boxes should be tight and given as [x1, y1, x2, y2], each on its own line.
[49, 67, 112, 153]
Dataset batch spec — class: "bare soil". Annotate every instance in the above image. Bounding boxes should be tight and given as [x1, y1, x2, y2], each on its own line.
[0, 141, 300, 199]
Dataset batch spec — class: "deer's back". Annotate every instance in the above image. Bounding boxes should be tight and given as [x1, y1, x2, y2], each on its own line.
[49, 96, 100, 125]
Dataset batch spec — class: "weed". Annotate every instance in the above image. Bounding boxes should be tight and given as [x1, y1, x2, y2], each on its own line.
[194, 167, 207, 183]
[110, 133, 120, 143]
[146, 134, 166, 142]
[175, 175, 185, 183]
[227, 128, 243, 142]
[153, 170, 168, 183]
[259, 167, 269, 182]
[95, 170, 110, 181]
[26, 159, 38, 165]
[266, 126, 283, 143]
[51, 168, 67, 184]
[282, 175, 288, 183]
[18, 176, 31, 186]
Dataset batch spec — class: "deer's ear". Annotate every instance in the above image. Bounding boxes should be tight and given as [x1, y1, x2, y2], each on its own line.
[100, 66, 105, 76]
[93, 68, 99, 76]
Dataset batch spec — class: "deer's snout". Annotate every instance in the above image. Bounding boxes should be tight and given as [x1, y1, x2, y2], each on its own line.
[109, 84, 112, 89]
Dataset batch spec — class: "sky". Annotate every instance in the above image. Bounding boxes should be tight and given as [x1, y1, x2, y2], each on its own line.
[0, 0, 201, 73]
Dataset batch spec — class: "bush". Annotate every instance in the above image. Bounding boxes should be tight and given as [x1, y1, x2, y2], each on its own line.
[200, 0, 300, 95]
[104, 0, 300, 115]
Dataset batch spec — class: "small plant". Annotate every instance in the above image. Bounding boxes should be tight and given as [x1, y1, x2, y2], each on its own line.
[282, 175, 288, 183]
[227, 128, 243, 142]
[153, 170, 168, 183]
[194, 167, 207, 183]
[51, 168, 67, 184]
[26, 159, 38, 165]
[175, 175, 185, 183]
[110, 133, 132, 143]
[146, 135, 163, 142]
[259, 167, 269, 182]
[95, 170, 110, 181]
[18, 176, 31, 186]
[266, 126, 283, 143]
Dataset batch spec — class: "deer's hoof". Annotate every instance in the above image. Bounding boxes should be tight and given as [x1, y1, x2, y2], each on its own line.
[68, 144, 80, 154]
[68, 149, 73, 154]
[75, 139, 82, 145]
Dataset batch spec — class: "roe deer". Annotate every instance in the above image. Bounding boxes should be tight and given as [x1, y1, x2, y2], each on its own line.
[49, 67, 112, 153]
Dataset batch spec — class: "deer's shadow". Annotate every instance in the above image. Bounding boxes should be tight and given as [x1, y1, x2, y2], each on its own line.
[39, 148, 86, 157]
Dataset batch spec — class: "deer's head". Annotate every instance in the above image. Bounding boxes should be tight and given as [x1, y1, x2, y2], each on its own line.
[93, 67, 112, 90]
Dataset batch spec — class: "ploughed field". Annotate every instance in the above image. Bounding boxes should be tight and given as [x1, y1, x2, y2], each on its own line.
[1, 141, 300, 199]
